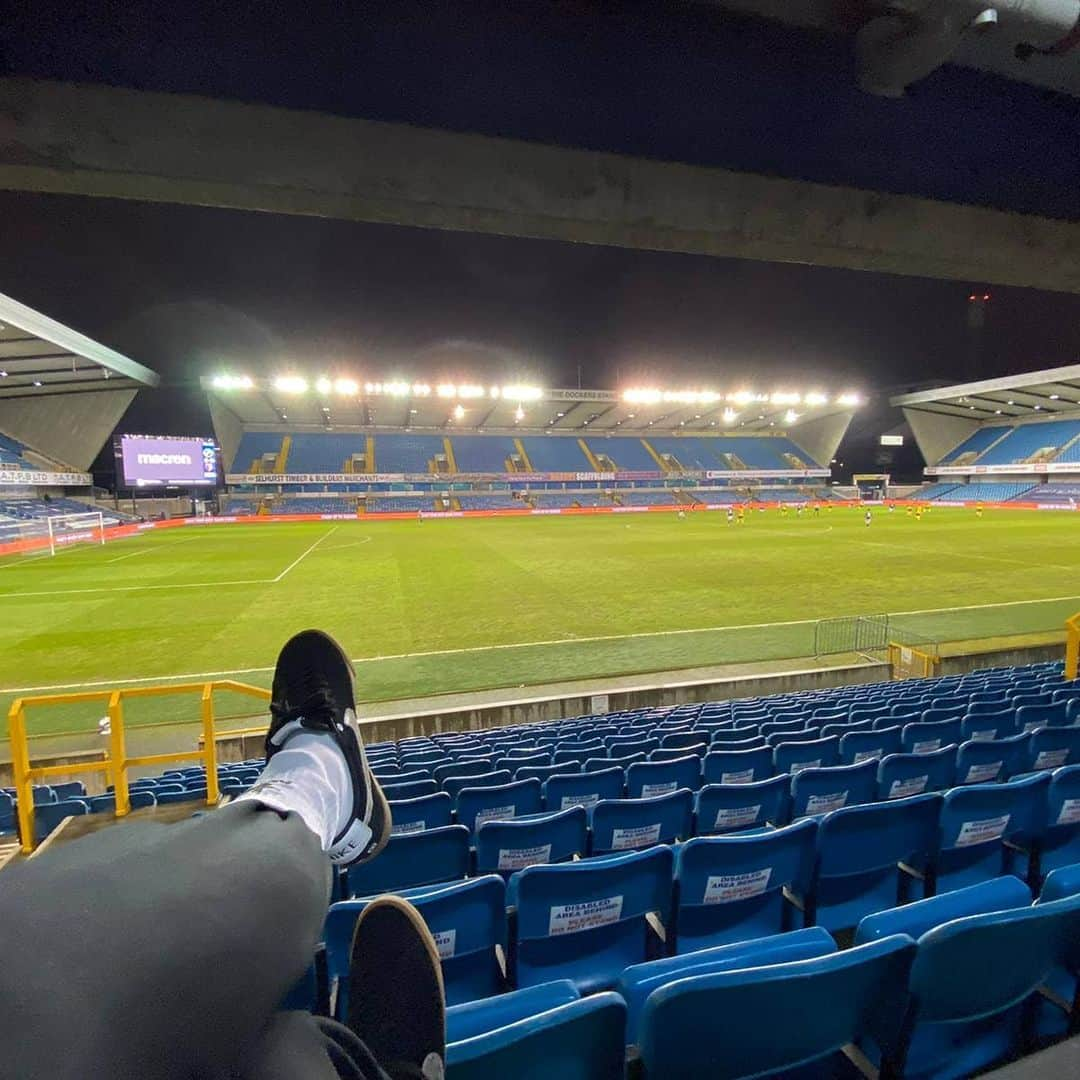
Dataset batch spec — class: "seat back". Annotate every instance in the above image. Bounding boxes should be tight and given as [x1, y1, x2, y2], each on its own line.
[839, 726, 902, 766]
[389, 792, 453, 835]
[543, 767, 624, 811]
[935, 772, 1051, 893]
[773, 736, 839, 775]
[955, 734, 1029, 785]
[1016, 702, 1071, 733]
[637, 936, 917, 1080]
[1028, 726, 1080, 772]
[475, 807, 588, 877]
[877, 745, 957, 800]
[701, 746, 773, 785]
[513, 845, 674, 991]
[456, 779, 542, 833]
[345, 825, 470, 897]
[649, 745, 706, 762]
[443, 771, 513, 801]
[1041, 764, 1080, 874]
[33, 798, 89, 841]
[446, 993, 627, 1080]
[789, 760, 878, 819]
[660, 730, 707, 750]
[694, 775, 790, 835]
[674, 820, 817, 951]
[901, 718, 962, 755]
[808, 794, 942, 931]
[382, 779, 439, 801]
[434, 759, 496, 785]
[590, 790, 694, 855]
[515, 763, 575, 784]
[961, 710, 1017, 742]
[626, 756, 700, 799]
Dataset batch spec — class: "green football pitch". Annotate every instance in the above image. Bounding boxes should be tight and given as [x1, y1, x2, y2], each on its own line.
[2, 506, 1079, 737]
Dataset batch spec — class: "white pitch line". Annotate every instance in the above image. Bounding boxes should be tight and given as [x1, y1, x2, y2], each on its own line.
[106, 548, 152, 563]
[271, 525, 339, 582]
[5, 590, 1080, 696]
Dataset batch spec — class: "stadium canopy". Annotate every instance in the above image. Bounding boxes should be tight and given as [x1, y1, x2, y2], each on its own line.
[0, 291, 160, 399]
[201, 376, 860, 434]
[890, 365, 1080, 422]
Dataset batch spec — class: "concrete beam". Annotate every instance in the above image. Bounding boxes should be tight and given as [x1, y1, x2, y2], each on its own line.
[3, 78, 1080, 293]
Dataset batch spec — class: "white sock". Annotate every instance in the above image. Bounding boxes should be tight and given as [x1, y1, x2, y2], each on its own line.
[237, 732, 357, 851]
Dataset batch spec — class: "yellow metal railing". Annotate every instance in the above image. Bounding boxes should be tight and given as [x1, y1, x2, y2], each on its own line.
[888, 642, 940, 680]
[7, 680, 270, 854]
[1067, 612, 1080, 681]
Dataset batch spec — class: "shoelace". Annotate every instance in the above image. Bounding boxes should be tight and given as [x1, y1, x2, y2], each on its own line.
[270, 674, 338, 729]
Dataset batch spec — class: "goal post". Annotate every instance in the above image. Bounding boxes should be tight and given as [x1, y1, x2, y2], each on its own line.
[45, 511, 107, 556]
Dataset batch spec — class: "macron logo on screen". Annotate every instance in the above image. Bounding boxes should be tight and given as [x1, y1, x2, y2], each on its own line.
[137, 453, 193, 465]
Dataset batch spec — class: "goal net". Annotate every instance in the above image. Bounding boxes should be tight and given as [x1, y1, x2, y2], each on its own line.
[0, 511, 106, 557]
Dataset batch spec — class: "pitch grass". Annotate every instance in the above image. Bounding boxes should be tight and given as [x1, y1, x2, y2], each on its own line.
[2, 506, 1079, 737]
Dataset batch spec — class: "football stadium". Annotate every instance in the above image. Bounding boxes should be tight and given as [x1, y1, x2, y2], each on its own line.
[4, 9, 1080, 1075]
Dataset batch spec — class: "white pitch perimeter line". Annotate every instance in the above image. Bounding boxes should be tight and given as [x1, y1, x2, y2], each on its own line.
[106, 548, 152, 563]
[2, 525, 341, 598]
[6, 590, 1080, 696]
[271, 525, 339, 582]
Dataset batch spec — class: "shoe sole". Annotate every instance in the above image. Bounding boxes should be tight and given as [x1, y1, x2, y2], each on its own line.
[347, 895, 446, 1073]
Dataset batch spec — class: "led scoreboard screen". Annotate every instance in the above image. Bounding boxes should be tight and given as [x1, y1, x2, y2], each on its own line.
[117, 435, 220, 488]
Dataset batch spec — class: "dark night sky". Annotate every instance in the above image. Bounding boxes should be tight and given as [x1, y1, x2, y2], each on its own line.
[3, 1, 1080, 479]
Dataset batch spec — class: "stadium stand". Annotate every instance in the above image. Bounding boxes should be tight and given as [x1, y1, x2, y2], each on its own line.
[938, 425, 1012, 464]
[516, 437, 591, 472]
[373, 435, 448, 474]
[449, 436, 519, 473]
[455, 494, 520, 510]
[0, 431, 29, 470]
[231, 431, 288, 472]
[1028, 483, 1080, 503]
[918, 483, 961, 500]
[584, 439, 657, 471]
[976, 419, 1080, 465]
[931, 481, 1037, 502]
[19, 661, 1079, 1078]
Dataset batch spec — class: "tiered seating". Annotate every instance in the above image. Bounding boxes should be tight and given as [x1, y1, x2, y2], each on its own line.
[456, 494, 520, 510]
[516, 438, 591, 472]
[270, 498, 355, 515]
[584, 439, 657, 471]
[288, 434, 364, 471]
[1028, 483, 1080, 504]
[231, 431, 286, 471]
[976, 420, 1080, 466]
[529, 493, 589, 509]
[367, 495, 435, 513]
[615, 491, 675, 506]
[0, 431, 29, 470]
[918, 483, 960, 500]
[373, 435, 447, 473]
[0, 498, 128, 524]
[449, 436, 518, 473]
[935, 481, 1037, 502]
[939, 425, 1012, 464]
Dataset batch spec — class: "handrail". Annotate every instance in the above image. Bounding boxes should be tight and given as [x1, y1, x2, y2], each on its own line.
[1066, 612, 1080, 681]
[7, 680, 270, 854]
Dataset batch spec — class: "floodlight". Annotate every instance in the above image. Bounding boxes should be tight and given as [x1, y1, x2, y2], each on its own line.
[335, 378, 359, 395]
[315, 376, 333, 395]
[273, 375, 308, 394]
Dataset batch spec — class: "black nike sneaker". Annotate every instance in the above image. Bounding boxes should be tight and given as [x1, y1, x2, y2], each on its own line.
[266, 629, 391, 867]
[346, 895, 446, 1080]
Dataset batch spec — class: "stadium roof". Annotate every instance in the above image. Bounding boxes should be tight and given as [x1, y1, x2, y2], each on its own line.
[202, 377, 861, 434]
[890, 365, 1080, 422]
[0, 291, 160, 399]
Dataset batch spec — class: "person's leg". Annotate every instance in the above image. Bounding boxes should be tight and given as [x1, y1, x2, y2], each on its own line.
[0, 801, 330, 1079]
[236, 1012, 391, 1080]
[0, 630, 392, 1080]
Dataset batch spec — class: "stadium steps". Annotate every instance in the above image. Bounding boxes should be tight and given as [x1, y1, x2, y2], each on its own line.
[970, 427, 1020, 464]
[274, 436, 291, 473]
[594, 451, 617, 472]
[443, 437, 459, 474]
[782, 452, 807, 468]
[722, 453, 748, 469]
[366, 435, 375, 472]
[1054, 431, 1080, 462]
[513, 438, 533, 471]
[640, 439, 669, 472]
[577, 439, 602, 471]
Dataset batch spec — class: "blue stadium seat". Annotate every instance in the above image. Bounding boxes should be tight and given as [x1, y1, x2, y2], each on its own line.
[1038, 765, 1080, 876]
[839, 726, 902, 765]
[445, 979, 579, 1045]
[793, 794, 942, 931]
[892, 892, 1080, 1079]
[388, 792, 453, 835]
[475, 807, 588, 877]
[515, 763, 575, 784]
[542, 767, 624, 812]
[345, 825, 470, 897]
[434, 760, 496, 785]
[878, 746, 957, 800]
[955, 734, 1030, 785]
[443, 771, 513, 801]
[636, 935, 916, 1079]
[496, 753, 549, 774]
[659, 731, 706, 751]
[1016, 702, 1071, 733]
[649, 744, 706, 762]
[694, 775, 790, 835]
[50, 781, 87, 800]
[901, 718, 963, 755]
[381, 779, 439, 801]
[590, 790, 693, 855]
[617, 927, 836, 1042]
[155, 788, 207, 805]
[789, 760, 878, 820]
[773, 736, 839, 775]
[673, 820, 816, 951]
[931, 772, 1050, 894]
[586, 752, 646, 773]
[701, 746, 773, 785]
[445, 992, 627, 1080]
[456, 779, 543, 833]
[510, 844, 674, 991]
[625, 756, 700, 798]
[1039, 860, 1080, 903]
[961, 710, 1017, 742]
[32, 798, 90, 841]
[854, 875, 1032, 945]
[603, 737, 658, 759]
[1027, 726, 1080, 772]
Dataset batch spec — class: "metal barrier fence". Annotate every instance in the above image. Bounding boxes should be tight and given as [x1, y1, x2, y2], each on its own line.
[813, 614, 890, 657]
[7, 680, 270, 854]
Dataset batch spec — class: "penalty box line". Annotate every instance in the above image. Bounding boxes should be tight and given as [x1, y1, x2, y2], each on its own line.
[5, 591, 1080, 696]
